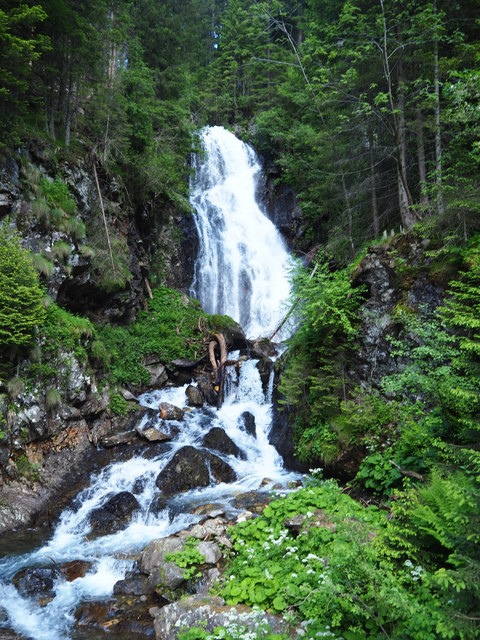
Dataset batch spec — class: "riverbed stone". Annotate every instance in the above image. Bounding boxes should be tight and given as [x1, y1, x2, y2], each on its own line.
[89, 491, 140, 535]
[57, 560, 92, 581]
[140, 536, 185, 576]
[256, 357, 273, 393]
[13, 566, 60, 599]
[99, 430, 138, 447]
[196, 373, 217, 406]
[239, 411, 256, 437]
[196, 541, 222, 564]
[157, 402, 185, 421]
[201, 427, 242, 458]
[155, 446, 236, 495]
[185, 385, 203, 408]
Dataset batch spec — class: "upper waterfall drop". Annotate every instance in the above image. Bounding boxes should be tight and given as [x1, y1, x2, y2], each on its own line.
[190, 126, 293, 339]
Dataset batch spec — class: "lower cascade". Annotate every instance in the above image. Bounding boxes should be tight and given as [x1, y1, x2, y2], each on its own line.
[0, 129, 297, 639]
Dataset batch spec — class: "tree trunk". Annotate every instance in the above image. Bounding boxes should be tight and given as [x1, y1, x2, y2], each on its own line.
[415, 106, 429, 210]
[433, 0, 444, 217]
[368, 124, 379, 236]
[65, 74, 74, 148]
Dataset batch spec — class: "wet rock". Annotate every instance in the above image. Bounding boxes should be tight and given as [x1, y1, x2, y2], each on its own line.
[256, 357, 273, 394]
[13, 566, 59, 599]
[239, 411, 256, 437]
[233, 491, 271, 514]
[57, 560, 92, 581]
[190, 504, 225, 518]
[248, 338, 277, 359]
[148, 494, 170, 517]
[89, 491, 140, 535]
[137, 426, 173, 443]
[121, 389, 137, 401]
[157, 402, 185, 421]
[185, 385, 203, 408]
[221, 320, 248, 351]
[152, 595, 287, 640]
[75, 596, 157, 637]
[155, 446, 236, 495]
[113, 573, 152, 596]
[196, 373, 217, 406]
[140, 536, 185, 576]
[201, 427, 242, 458]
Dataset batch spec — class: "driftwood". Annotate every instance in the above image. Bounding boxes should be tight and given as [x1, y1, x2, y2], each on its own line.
[208, 333, 228, 409]
[389, 459, 424, 481]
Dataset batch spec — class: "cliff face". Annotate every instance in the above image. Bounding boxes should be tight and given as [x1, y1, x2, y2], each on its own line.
[0, 142, 201, 531]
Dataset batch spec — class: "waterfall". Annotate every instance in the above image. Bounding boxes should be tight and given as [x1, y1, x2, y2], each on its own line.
[190, 126, 292, 339]
[0, 128, 299, 640]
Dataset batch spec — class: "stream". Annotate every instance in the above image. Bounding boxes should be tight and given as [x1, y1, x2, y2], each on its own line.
[0, 126, 296, 639]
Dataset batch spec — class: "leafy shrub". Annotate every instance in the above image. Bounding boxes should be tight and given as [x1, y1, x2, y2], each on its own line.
[165, 537, 205, 580]
[109, 392, 130, 416]
[39, 177, 76, 215]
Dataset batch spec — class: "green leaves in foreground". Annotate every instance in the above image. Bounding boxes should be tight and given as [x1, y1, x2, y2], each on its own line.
[219, 480, 475, 639]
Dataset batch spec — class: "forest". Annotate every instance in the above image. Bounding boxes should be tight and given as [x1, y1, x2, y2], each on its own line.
[0, 1, 479, 639]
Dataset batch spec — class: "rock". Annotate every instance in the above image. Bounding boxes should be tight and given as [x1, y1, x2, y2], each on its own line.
[233, 491, 271, 514]
[196, 541, 222, 564]
[185, 385, 203, 408]
[13, 566, 59, 599]
[74, 596, 158, 637]
[196, 373, 218, 406]
[190, 504, 225, 518]
[140, 536, 187, 594]
[239, 411, 256, 437]
[148, 494, 170, 517]
[137, 426, 173, 442]
[201, 427, 242, 458]
[256, 357, 273, 393]
[57, 560, 92, 581]
[152, 595, 287, 640]
[248, 338, 277, 359]
[146, 363, 168, 388]
[221, 321, 248, 350]
[99, 430, 138, 448]
[140, 536, 185, 576]
[155, 446, 236, 495]
[113, 573, 152, 596]
[188, 517, 227, 540]
[89, 491, 140, 535]
[158, 402, 185, 421]
[121, 389, 137, 401]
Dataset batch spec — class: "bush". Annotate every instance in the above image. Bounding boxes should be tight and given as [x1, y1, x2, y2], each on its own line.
[0, 226, 46, 351]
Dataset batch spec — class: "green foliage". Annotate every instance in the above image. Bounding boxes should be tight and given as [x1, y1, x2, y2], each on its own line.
[165, 537, 205, 580]
[220, 480, 453, 639]
[15, 454, 39, 482]
[179, 623, 289, 640]
[109, 392, 130, 417]
[45, 388, 61, 411]
[97, 287, 207, 386]
[279, 260, 365, 464]
[41, 303, 94, 363]
[7, 377, 25, 400]
[0, 226, 46, 352]
[31, 253, 54, 278]
[39, 177, 76, 215]
[51, 240, 71, 261]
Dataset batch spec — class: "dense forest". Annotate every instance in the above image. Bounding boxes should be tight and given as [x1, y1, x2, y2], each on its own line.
[1, 1, 480, 639]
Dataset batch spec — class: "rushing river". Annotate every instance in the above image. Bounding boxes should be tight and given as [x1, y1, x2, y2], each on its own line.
[0, 127, 295, 639]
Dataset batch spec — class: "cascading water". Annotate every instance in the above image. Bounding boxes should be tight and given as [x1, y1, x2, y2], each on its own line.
[0, 127, 297, 640]
[190, 126, 293, 338]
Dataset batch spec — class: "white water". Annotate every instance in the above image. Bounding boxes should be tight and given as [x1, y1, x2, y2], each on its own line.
[0, 128, 297, 639]
[190, 126, 293, 339]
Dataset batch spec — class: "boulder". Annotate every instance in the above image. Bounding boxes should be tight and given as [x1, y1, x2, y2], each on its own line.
[98, 430, 138, 448]
[57, 560, 92, 582]
[185, 385, 203, 408]
[13, 567, 59, 599]
[137, 426, 173, 443]
[113, 572, 152, 596]
[152, 595, 287, 640]
[196, 373, 217, 406]
[201, 427, 242, 458]
[89, 491, 140, 535]
[155, 446, 236, 495]
[256, 357, 273, 394]
[158, 402, 185, 421]
[248, 338, 277, 359]
[239, 411, 256, 437]
[146, 363, 168, 388]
